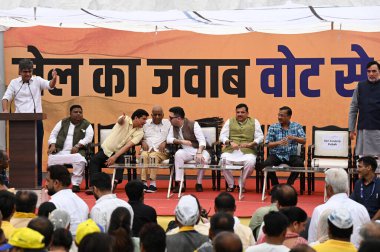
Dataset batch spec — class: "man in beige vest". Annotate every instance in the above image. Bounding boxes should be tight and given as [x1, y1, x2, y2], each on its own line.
[167, 106, 210, 192]
[219, 104, 264, 192]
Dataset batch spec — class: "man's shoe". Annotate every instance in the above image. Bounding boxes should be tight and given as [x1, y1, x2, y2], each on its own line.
[195, 183, 203, 192]
[172, 185, 186, 193]
[85, 187, 93, 195]
[146, 185, 157, 193]
[143, 185, 149, 192]
[226, 186, 235, 192]
[72, 185, 80, 193]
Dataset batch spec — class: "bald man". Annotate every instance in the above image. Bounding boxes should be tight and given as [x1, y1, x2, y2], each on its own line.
[213, 231, 243, 252]
[141, 106, 171, 192]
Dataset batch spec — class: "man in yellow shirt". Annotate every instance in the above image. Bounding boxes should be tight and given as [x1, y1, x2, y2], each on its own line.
[313, 208, 357, 252]
[86, 109, 148, 194]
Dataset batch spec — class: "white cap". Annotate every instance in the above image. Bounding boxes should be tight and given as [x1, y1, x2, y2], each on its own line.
[328, 208, 353, 229]
[175, 195, 199, 226]
[49, 209, 71, 230]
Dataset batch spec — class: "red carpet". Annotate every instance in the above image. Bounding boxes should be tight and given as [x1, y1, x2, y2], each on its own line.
[77, 177, 326, 217]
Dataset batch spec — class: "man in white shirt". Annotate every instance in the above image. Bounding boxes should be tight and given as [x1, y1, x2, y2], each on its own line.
[219, 104, 264, 192]
[167, 106, 210, 192]
[46, 165, 89, 236]
[308, 168, 370, 248]
[90, 172, 134, 232]
[47, 105, 94, 192]
[2, 59, 58, 186]
[141, 105, 171, 192]
[246, 211, 290, 252]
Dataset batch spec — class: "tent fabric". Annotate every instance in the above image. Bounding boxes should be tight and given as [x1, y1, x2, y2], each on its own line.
[0, 1, 379, 34]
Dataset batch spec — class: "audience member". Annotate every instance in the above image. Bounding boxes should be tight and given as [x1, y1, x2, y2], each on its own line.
[90, 172, 134, 231]
[213, 192, 255, 249]
[0, 227, 46, 252]
[125, 180, 157, 236]
[46, 165, 89, 236]
[308, 168, 370, 247]
[37, 202, 56, 217]
[139, 223, 166, 252]
[219, 103, 264, 192]
[108, 206, 139, 252]
[350, 155, 380, 220]
[140, 105, 171, 192]
[246, 211, 290, 252]
[312, 208, 356, 252]
[280, 207, 308, 248]
[166, 195, 208, 252]
[87, 109, 148, 194]
[359, 221, 380, 242]
[289, 244, 316, 252]
[49, 209, 71, 230]
[75, 219, 101, 246]
[213, 231, 243, 252]
[47, 104, 94, 193]
[249, 184, 281, 239]
[28, 217, 54, 249]
[78, 233, 114, 252]
[197, 212, 235, 252]
[0, 190, 16, 239]
[166, 106, 210, 192]
[10, 190, 38, 228]
[358, 239, 380, 252]
[0, 150, 9, 188]
[50, 228, 73, 252]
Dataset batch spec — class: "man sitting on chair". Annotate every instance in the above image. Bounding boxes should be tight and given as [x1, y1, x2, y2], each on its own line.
[86, 109, 149, 194]
[261, 106, 306, 186]
[47, 105, 94, 193]
[219, 103, 264, 192]
[141, 105, 171, 192]
[167, 106, 210, 192]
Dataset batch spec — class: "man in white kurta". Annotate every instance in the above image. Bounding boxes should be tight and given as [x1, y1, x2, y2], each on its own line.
[47, 105, 94, 192]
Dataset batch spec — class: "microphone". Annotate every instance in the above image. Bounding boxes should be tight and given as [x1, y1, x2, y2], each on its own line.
[9, 82, 25, 113]
[27, 81, 36, 113]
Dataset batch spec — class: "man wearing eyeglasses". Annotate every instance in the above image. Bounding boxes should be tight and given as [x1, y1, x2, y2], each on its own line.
[167, 106, 209, 192]
[349, 61, 380, 157]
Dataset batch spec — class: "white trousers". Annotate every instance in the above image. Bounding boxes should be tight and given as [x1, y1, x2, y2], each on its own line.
[174, 149, 210, 184]
[48, 153, 86, 186]
[221, 152, 256, 188]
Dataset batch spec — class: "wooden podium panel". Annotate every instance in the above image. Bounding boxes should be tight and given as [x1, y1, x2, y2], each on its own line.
[0, 113, 46, 188]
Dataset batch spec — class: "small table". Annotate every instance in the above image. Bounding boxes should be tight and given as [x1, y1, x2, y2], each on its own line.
[179, 164, 244, 200]
[108, 163, 173, 198]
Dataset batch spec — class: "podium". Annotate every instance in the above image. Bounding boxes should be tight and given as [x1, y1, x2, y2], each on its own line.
[0, 113, 46, 188]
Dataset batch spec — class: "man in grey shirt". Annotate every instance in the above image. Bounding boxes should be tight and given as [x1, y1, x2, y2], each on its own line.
[349, 61, 380, 157]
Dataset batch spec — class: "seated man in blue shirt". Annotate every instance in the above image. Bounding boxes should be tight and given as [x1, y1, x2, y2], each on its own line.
[350, 156, 380, 220]
[260, 106, 306, 186]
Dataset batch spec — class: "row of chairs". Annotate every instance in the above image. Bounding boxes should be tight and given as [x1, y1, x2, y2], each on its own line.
[79, 121, 354, 193]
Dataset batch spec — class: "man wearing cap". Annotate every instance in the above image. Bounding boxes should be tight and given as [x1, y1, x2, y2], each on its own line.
[166, 195, 208, 252]
[0, 227, 46, 252]
[350, 156, 380, 220]
[308, 168, 370, 248]
[313, 208, 356, 252]
[219, 103, 264, 192]
[49, 209, 71, 230]
[75, 219, 102, 246]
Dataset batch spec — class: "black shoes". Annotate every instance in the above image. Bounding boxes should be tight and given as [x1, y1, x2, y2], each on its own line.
[85, 187, 93, 195]
[72, 185, 80, 193]
[195, 183, 203, 192]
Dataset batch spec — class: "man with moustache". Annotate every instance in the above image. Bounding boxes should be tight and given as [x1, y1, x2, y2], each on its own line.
[261, 106, 306, 186]
[141, 105, 171, 192]
[349, 61, 380, 157]
[47, 105, 94, 193]
[46, 165, 89, 236]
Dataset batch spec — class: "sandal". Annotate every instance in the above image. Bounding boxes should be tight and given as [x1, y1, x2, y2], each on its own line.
[226, 187, 235, 192]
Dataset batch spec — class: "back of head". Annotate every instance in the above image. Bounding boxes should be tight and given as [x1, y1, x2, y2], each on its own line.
[38, 202, 56, 217]
[108, 207, 131, 234]
[263, 211, 289, 237]
[276, 184, 298, 207]
[175, 195, 199, 226]
[0, 190, 16, 219]
[75, 219, 102, 245]
[125, 180, 144, 201]
[51, 228, 73, 251]
[289, 244, 316, 252]
[131, 109, 149, 119]
[270, 184, 281, 203]
[280, 206, 308, 225]
[213, 231, 243, 252]
[78, 233, 114, 252]
[27, 217, 54, 248]
[360, 221, 380, 241]
[325, 168, 349, 194]
[359, 239, 380, 252]
[15, 190, 38, 213]
[214, 192, 236, 213]
[49, 209, 71, 230]
[358, 156, 378, 172]
[168, 106, 185, 118]
[210, 212, 235, 237]
[327, 208, 353, 240]
[92, 172, 111, 192]
[47, 165, 71, 187]
[139, 223, 166, 252]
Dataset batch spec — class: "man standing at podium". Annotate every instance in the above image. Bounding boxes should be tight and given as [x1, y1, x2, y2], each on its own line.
[2, 59, 58, 186]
